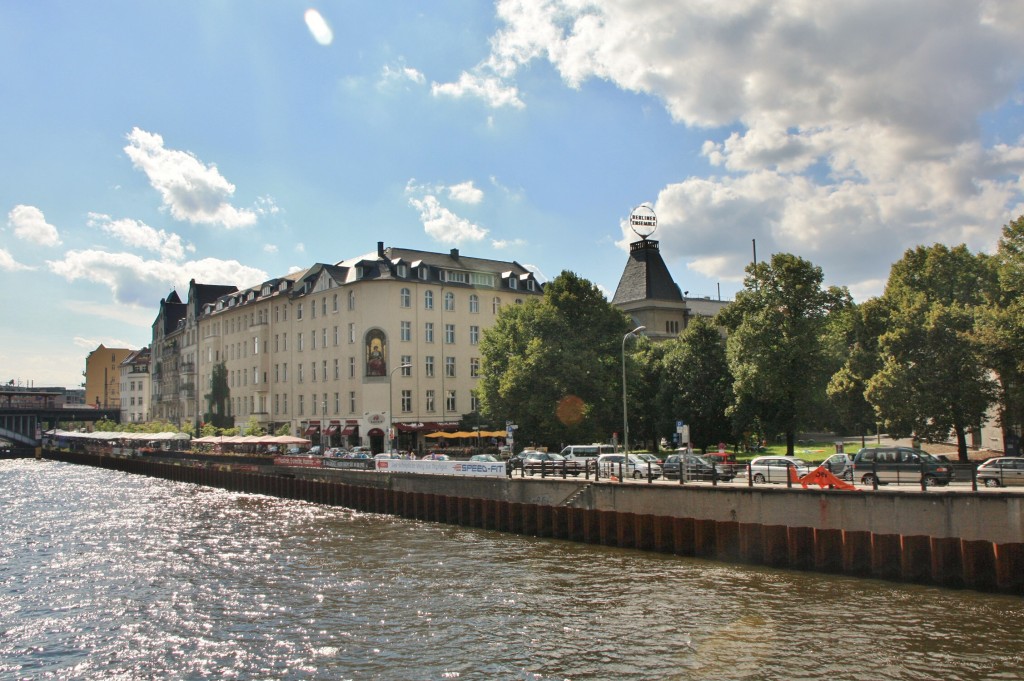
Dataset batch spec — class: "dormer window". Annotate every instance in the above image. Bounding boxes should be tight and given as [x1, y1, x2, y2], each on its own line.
[508, 277, 517, 290]
[262, 285, 271, 296]
[397, 264, 408, 278]
[526, 279, 535, 291]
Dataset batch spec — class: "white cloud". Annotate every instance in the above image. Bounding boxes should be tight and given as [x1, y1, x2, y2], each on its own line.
[88, 213, 190, 261]
[304, 8, 334, 46]
[380, 62, 426, 88]
[407, 193, 488, 244]
[464, 1, 1024, 299]
[0, 248, 33, 271]
[66, 301, 154, 328]
[432, 72, 524, 109]
[123, 127, 258, 229]
[8, 205, 61, 247]
[263, 244, 279, 254]
[492, 238, 526, 249]
[47, 250, 267, 307]
[448, 181, 484, 204]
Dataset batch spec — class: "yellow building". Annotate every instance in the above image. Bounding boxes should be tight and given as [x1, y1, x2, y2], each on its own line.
[84, 344, 134, 410]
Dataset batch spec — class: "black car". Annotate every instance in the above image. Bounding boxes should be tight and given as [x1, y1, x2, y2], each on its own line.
[662, 453, 734, 481]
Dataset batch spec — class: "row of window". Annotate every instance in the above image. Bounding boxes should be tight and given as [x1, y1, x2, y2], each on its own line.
[226, 390, 478, 419]
[225, 355, 481, 388]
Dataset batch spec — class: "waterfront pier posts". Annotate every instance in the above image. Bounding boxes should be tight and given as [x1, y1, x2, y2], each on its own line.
[788, 527, 814, 570]
[813, 529, 843, 573]
[635, 514, 656, 552]
[715, 521, 740, 562]
[961, 539, 997, 591]
[762, 525, 789, 566]
[672, 517, 696, 557]
[693, 519, 716, 558]
[900, 535, 932, 582]
[871, 534, 902, 581]
[738, 523, 764, 564]
[617, 511, 636, 548]
[599, 510, 617, 546]
[994, 543, 1024, 592]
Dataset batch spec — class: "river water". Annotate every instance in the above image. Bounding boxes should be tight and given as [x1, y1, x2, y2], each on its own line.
[3, 459, 1024, 681]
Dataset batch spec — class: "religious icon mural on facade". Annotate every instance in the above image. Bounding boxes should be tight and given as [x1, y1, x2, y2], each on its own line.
[365, 329, 387, 376]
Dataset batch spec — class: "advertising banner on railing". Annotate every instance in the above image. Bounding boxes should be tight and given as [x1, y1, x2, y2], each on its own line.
[273, 455, 323, 468]
[376, 459, 507, 477]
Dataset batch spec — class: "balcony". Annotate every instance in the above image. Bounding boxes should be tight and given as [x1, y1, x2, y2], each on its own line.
[180, 362, 196, 375]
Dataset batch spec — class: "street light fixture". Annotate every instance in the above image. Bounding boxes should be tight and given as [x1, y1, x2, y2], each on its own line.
[621, 325, 646, 482]
[388, 363, 413, 453]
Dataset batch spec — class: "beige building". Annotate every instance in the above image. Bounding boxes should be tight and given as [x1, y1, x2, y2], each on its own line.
[154, 242, 542, 452]
[84, 344, 134, 410]
[119, 347, 151, 423]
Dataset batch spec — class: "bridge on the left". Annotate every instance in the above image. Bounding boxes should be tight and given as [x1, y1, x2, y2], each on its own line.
[0, 406, 120, 450]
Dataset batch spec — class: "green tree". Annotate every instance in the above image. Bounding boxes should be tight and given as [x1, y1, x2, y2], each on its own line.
[717, 253, 850, 455]
[204, 362, 232, 428]
[242, 416, 265, 436]
[976, 216, 1024, 453]
[827, 298, 888, 442]
[477, 271, 631, 449]
[657, 317, 733, 450]
[865, 244, 998, 460]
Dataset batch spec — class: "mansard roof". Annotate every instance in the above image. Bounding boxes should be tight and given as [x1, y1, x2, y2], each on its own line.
[611, 239, 683, 305]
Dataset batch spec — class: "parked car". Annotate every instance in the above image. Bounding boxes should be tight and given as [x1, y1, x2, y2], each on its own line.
[819, 453, 854, 481]
[636, 452, 664, 465]
[662, 453, 733, 481]
[341, 451, 371, 459]
[421, 452, 451, 461]
[325, 447, 348, 457]
[374, 452, 403, 460]
[976, 457, 1024, 487]
[852, 447, 952, 486]
[522, 451, 583, 476]
[747, 456, 811, 484]
[597, 453, 663, 479]
[469, 454, 499, 462]
[559, 444, 614, 472]
[308, 445, 322, 455]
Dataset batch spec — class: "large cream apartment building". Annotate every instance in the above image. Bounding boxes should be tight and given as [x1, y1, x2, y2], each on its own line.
[154, 242, 542, 452]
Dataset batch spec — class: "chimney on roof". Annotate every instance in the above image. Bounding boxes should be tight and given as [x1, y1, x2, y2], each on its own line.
[450, 248, 459, 259]
[378, 241, 385, 258]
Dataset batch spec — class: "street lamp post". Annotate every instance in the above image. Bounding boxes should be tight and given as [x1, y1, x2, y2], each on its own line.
[621, 325, 646, 481]
[388, 363, 412, 453]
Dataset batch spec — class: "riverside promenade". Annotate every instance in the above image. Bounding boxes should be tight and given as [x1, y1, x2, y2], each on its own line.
[42, 447, 1024, 595]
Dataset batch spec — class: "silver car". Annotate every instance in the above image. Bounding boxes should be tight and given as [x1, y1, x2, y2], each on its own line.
[747, 456, 811, 484]
[976, 457, 1024, 487]
[597, 453, 663, 479]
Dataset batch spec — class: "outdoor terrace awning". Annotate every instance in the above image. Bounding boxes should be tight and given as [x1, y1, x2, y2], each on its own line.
[338, 426, 355, 436]
[303, 425, 320, 436]
[325, 425, 339, 435]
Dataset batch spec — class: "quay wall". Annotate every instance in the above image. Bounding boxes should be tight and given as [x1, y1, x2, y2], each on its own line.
[40, 449, 1024, 595]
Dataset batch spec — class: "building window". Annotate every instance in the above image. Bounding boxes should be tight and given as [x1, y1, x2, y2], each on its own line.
[298, 333, 304, 352]
[445, 356, 456, 378]
[312, 301, 317, 319]
[348, 323, 355, 343]
[334, 392, 340, 413]
[334, 358, 340, 380]
[333, 293, 338, 312]
[401, 356, 412, 376]
[311, 362, 316, 382]
[298, 364, 304, 383]
[283, 333, 288, 351]
[471, 394, 480, 412]
[312, 332, 316, 350]
[401, 321, 411, 342]
[348, 290, 355, 310]
[424, 290, 433, 309]
[349, 356, 355, 378]
[445, 324, 455, 344]
[334, 326, 339, 346]
[492, 297, 501, 314]
[297, 303, 303, 320]
[444, 292, 454, 311]
[322, 360, 327, 382]
[470, 325, 480, 345]
[298, 394, 304, 415]
[469, 294, 479, 313]
[470, 357, 480, 377]
[349, 391, 356, 413]
[426, 389, 435, 412]
[425, 323, 434, 343]
[400, 287, 411, 308]
[282, 363, 288, 381]
[445, 390, 456, 412]
[425, 356, 434, 378]
[401, 390, 412, 413]
[322, 297, 327, 316]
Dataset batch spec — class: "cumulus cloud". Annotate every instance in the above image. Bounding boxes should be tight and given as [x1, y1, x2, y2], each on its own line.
[123, 128, 258, 229]
[88, 213, 191, 261]
[457, 0, 1024, 298]
[408, 194, 488, 244]
[448, 181, 485, 204]
[0, 248, 33, 271]
[47, 250, 267, 307]
[8, 205, 61, 246]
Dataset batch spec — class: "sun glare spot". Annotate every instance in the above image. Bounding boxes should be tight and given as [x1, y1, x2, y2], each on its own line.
[304, 9, 333, 46]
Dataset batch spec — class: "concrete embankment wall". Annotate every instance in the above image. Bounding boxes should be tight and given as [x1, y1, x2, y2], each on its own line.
[41, 449, 1024, 595]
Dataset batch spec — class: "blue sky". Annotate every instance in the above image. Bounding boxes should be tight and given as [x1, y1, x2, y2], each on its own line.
[2, 1, 1023, 388]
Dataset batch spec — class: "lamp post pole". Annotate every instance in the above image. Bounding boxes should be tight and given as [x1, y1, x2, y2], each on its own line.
[621, 326, 646, 482]
[389, 363, 412, 453]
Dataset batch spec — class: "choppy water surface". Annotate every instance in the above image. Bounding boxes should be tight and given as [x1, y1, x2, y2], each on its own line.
[2, 460, 1024, 680]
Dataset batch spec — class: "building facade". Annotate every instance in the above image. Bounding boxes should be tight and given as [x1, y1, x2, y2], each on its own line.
[119, 347, 151, 424]
[611, 237, 728, 338]
[84, 344, 134, 410]
[154, 243, 542, 452]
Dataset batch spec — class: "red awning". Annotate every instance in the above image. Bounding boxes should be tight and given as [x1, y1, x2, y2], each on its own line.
[304, 425, 320, 436]
[325, 425, 339, 435]
[338, 426, 355, 436]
